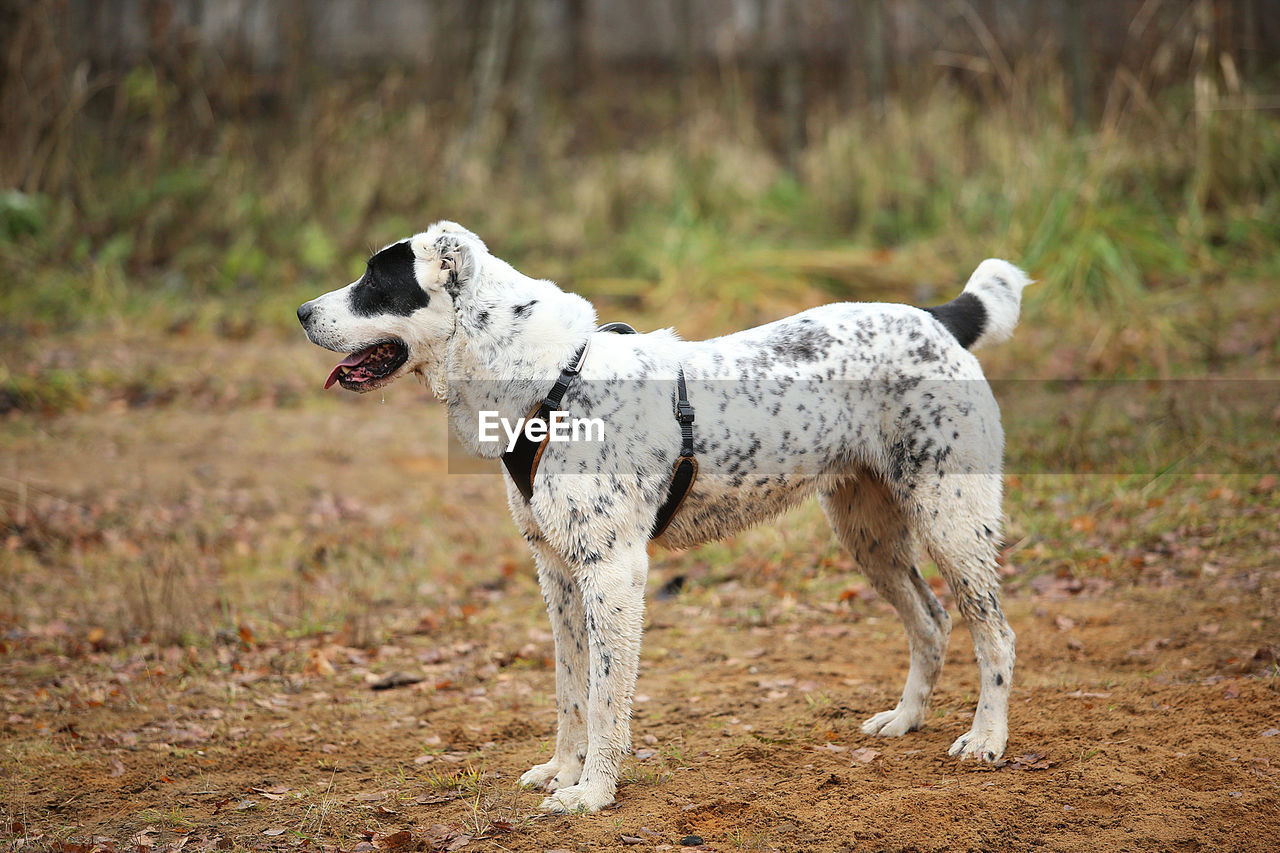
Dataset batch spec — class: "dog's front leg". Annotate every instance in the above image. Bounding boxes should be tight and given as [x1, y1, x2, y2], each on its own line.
[516, 536, 590, 792]
[540, 545, 647, 814]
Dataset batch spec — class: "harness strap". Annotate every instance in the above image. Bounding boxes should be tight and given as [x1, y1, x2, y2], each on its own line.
[500, 322, 699, 540]
[501, 340, 588, 502]
[650, 367, 698, 538]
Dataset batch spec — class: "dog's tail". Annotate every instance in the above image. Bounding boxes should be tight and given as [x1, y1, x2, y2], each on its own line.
[924, 259, 1031, 351]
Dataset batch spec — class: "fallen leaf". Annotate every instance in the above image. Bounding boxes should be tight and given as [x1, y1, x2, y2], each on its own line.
[129, 828, 158, 848]
[1054, 615, 1076, 632]
[370, 672, 424, 691]
[252, 786, 289, 800]
[109, 758, 125, 778]
[850, 747, 880, 764]
[261, 829, 287, 837]
[1006, 752, 1055, 771]
[353, 791, 387, 802]
[1261, 728, 1280, 738]
[1069, 515, 1096, 533]
[307, 648, 336, 677]
[374, 830, 414, 850]
[234, 800, 258, 811]
[1224, 683, 1240, 699]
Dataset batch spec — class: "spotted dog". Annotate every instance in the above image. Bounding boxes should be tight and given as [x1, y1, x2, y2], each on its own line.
[298, 221, 1030, 813]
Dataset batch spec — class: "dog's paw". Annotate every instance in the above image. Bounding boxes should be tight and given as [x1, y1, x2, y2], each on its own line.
[948, 727, 1007, 763]
[519, 758, 582, 792]
[539, 782, 615, 814]
[861, 705, 925, 738]
[518, 760, 560, 789]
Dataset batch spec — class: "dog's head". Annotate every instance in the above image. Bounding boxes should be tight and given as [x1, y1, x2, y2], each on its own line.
[297, 221, 483, 394]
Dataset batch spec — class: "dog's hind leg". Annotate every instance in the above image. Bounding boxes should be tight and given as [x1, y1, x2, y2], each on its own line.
[513, 513, 590, 792]
[919, 474, 1015, 763]
[821, 474, 952, 738]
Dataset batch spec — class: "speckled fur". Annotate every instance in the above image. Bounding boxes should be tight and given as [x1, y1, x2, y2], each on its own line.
[299, 222, 1031, 813]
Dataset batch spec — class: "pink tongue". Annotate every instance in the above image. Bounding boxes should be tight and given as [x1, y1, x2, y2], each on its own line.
[324, 348, 373, 389]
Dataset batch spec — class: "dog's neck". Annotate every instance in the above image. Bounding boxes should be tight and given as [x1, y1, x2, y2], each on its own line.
[442, 260, 598, 459]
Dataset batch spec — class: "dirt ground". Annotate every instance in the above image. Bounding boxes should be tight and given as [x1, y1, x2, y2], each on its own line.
[3, 329, 1279, 853]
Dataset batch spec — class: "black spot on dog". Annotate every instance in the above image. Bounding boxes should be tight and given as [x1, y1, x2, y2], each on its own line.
[767, 324, 838, 365]
[924, 292, 986, 349]
[912, 338, 941, 362]
[350, 241, 429, 318]
[512, 300, 537, 318]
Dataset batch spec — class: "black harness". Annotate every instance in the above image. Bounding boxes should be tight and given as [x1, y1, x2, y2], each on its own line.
[500, 323, 698, 539]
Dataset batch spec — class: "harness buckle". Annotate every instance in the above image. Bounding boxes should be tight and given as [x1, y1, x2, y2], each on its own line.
[565, 341, 590, 375]
[675, 399, 695, 425]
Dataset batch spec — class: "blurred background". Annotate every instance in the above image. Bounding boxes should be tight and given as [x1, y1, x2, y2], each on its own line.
[3, 0, 1279, 340]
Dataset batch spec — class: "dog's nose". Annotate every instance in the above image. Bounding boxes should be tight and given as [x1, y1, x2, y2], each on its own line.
[297, 301, 314, 325]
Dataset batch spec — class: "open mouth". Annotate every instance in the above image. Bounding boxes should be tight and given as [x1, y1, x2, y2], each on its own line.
[324, 340, 409, 392]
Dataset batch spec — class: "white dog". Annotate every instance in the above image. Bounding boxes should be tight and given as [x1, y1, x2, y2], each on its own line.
[298, 221, 1028, 813]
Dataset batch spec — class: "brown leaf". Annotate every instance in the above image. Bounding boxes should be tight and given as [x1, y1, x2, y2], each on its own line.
[850, 747, 880, 764]
[1069, 515, 1096, 533]
[257, 784, 290, 794]
[1224, 683, 1240, 699]
[1007, 752, 1054, 771]
[109, 758, 126, 778]
[51, 842, 93, 853]
[307, 649, 336, 678]
[373, 831, 414, 850]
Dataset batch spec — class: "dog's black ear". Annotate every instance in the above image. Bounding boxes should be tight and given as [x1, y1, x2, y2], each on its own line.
[435, 236, 475, 300]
